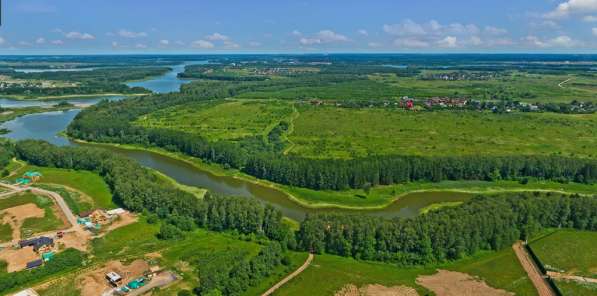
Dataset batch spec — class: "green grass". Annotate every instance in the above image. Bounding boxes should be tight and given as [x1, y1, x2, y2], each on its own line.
[36, 184, 93, 215]
[0, 219, 12, 242]
[530, 229, 597, 278]
[10, 165, 115, 209]
[419, 201, 463, 214]
[555, 279, 597, 296]
[274, 254, 431, 296]
[448, 248, 538, 296]
[288, 106, 596, 159]
[135, 99, 294, 141]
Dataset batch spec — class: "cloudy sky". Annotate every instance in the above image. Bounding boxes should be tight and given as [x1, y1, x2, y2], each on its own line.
[1, 0, 597, 54]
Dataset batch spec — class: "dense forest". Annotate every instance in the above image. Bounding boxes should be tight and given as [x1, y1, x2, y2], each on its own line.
[297, 193, 597, 264]
[5, 140, 597, 295]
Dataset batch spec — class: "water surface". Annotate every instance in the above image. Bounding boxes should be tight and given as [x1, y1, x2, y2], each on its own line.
[126, 61, 207, 93]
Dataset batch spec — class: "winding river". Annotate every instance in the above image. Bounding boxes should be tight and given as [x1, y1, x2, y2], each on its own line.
[0, 62, 472, 220]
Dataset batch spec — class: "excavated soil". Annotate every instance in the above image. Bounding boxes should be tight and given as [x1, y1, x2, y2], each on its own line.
[335, 284, 419, 296]
[0, 246, 40, 272]
[416, 270, 513, 296]
[1, 203, 45, 241]
[77, 260, 150, 296]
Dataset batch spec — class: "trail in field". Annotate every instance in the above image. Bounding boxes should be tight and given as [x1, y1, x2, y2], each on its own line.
[512, 241, 557, 296]
[282, 105, 300, 155]
[261, 253, 314, 296]
[558, 78, 573, 88]
[547, 271, 597, 284]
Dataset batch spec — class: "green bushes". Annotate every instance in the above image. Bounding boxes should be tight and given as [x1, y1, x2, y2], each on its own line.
[0, 249, 84, 294]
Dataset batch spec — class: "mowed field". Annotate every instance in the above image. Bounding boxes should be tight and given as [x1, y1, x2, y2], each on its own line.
[135, 100, 294, 141]
[276, 247, 536, 296]
[288, 105, 597, 159]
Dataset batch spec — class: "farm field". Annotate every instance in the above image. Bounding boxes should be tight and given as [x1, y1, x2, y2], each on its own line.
[134, 100, 294, 141]
[288, 105, 597, 159]
[554, 279, 597, 296]
[530, 229, 597, 279]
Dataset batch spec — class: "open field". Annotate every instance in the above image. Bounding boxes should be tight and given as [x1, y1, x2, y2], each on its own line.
[554, 279, 597, 296]
[275, 247, 537, 296]
[530, 230, 597, 279]
[135, 100, 294, 141]
[9, 165, 115, 209]
[288, 106, 596, 159]
[0, 192, 66, 240]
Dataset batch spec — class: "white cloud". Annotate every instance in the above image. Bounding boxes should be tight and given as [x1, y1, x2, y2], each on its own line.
[484, 26, 508, 35]
[249, 41, 262, 47]
[368, 42, 382, 48]
[0, 37, 5, 45]
[593, 27, 597, 35]
[175, 40, 185, 46]
[112, 41, 119, 48]
[135, 43, 147, 49]
[437, 36, 458, 48]
[160, 39, 170, 45]
[205, 33, 229, 41]
[584, 15, 597, 21]
[383, 20, 426, 36]
[486, 38, 514, 47]
[223, 41, 240, 49]
[19, 41, 32, 46]
[50, 40, 63, 45]
[468, 36, 483, 46]
[117, 29, 147, 38]
[524, 35, 582, 48]
[36, 37, 46, 44]
[357, 29, 369, 36]
[299, 30, 349, 45]
[292, 30, 302, 37]
[393, 38, 430, 48]
[192, 40, 215, 49]
[545, 0, 597, 18]
[65, 32, 95, 40]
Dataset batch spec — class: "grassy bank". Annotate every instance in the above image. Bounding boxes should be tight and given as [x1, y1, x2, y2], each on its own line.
[1, 93, 146, 101]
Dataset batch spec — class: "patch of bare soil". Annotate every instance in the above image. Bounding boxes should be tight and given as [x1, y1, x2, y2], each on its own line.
[0, 246, 40, 272]
[57, 231, 90, 252]
[77, 260, 150, 296]
[335, 284, 419, 296]
[1, 203, 45, 241]
[416, 270, 513, 296]
[105, 212, 138, 232]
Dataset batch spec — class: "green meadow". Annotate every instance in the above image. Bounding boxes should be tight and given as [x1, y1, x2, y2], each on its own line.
[530, 229, 597, 278]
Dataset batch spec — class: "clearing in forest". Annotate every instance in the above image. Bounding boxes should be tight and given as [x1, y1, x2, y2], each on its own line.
[416, 270, 513, 296]
[134, 100, 294, 141]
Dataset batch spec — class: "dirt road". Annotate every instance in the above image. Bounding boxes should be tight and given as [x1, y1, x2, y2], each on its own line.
[558, 78, 573, 88]
[512, 242, 557, 296]
[261, 253, 314, 296]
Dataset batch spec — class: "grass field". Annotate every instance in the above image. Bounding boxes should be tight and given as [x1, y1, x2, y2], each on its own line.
[0, 219, 12, 242]
[555, 279, 597, 296]
[10, 165, 115, 209]
[530, 229, 597, 278]
[135, 100, 294, 141]
[288, 105, 596, 159]
[0, 192, 65, 238]
[276, 247, 537, 296]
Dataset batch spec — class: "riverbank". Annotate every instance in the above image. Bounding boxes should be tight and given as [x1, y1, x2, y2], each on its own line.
[0, 106, 75, 126]
[0, 93, 146, 101]
[68, 139, 597, 210]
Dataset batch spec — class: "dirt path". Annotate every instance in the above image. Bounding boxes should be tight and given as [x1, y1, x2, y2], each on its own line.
[1, 203, 45, 241]
[547, 271, 597, 284]
[558, 78, 573, 88]
[512, 242, 557, 296]
[417, 270, 512, 296]
[261, 253, 314, 296]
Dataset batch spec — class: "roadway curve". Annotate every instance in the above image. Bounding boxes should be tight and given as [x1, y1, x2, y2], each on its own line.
[261, 253, 314, 296]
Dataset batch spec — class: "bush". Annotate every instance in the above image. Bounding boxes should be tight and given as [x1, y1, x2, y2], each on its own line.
[158, 223, 184, 240]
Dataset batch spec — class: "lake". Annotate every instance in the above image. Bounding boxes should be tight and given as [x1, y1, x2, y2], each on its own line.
[126, 61, 207, 93]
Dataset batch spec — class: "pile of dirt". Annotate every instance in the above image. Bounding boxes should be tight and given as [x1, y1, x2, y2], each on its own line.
[0, 203, 45, 241]
[335, 284, 419, 296]
[76, 260, 150, 296]
[0, 246, 40, 272]
[105, 212, 138, 232]
[416, 270, 513, 296]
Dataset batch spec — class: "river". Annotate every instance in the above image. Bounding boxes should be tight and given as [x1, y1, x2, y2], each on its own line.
[0, 62, 472, 220]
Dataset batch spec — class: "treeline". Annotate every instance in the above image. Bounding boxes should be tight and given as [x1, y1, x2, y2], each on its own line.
[297, 193, 597, 265]
[0, 249, 84, 294]
[13, 140, 292, 246]
[196, 242, 285, 296]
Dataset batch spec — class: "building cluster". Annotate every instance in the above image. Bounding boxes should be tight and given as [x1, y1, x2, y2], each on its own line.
[420, 71, 502, 81]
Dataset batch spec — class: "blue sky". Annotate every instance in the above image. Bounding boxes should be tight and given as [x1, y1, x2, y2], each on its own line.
[1, 0, 597, 54]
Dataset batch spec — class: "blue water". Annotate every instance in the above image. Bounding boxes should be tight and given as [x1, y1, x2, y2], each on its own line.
[0, 109, 81, 146]
[14, 68, 96, 73]
[126, 61, 207, 94]
[382, 64, 408, 69]
[0, 96, 124, 108]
